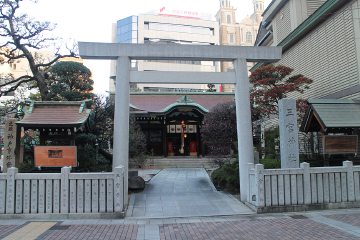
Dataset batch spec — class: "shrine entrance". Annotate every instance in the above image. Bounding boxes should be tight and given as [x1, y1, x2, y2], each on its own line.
[134, 103, 204, 157]
[130, 92, 235, 158]
[78, 42, 282, 204]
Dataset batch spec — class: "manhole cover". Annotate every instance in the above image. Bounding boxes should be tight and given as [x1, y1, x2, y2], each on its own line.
[49, 226, 70, 230]
[290, 215, 307, 219]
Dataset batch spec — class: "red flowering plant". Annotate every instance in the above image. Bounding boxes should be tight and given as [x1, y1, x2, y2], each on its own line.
[201, 101, 237, 167]
[249, 65, 313, 121]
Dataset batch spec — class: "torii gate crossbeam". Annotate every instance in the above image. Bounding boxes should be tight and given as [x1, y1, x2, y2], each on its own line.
[78, 42, 282, 206]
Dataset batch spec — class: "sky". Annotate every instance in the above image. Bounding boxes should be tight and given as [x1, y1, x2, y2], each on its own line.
[21, 0, 271, 94]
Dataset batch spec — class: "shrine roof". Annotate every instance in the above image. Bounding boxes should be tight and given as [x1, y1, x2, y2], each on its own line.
[16, 100, 92, 128]
[300, 99, 360, 133]
[129, 92, 235, 114]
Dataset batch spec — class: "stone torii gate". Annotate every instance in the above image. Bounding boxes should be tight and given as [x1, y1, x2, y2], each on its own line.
[78, 42, 281, 204]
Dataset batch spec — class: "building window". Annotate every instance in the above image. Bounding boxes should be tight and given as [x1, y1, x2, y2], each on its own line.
[229, 34, 234, 43]
[227, 15, 231, 24]
[246, 32, 252, 43]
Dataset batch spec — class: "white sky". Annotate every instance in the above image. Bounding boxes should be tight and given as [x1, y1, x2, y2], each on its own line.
[21, 0, 271, 94]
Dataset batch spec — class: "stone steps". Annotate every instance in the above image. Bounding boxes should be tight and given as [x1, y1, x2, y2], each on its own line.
[130, 157, 216, 169]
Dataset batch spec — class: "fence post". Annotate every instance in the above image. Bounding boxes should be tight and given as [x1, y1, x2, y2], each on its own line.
[247, 163, 254, 203]
[114, 165, 124, 212]
[344, 161, 355, 202]
[255, 164, 265, 208]
[301, 162, 311, 204]
[61, 167, 71, 213]
[6, 167, 17, 214]
[0, 175, 5, 214]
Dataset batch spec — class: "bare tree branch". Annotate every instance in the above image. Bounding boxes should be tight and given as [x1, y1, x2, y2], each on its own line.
[0, 0, 78, 100]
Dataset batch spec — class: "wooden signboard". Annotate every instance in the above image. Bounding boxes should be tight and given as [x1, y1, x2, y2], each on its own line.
[34, 146, 77, 167]
[323, 135, 358, 154]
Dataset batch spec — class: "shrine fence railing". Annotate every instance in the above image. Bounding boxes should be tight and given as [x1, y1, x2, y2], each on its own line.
[247, 161, 360, 213]
[0, 166, 125, 218]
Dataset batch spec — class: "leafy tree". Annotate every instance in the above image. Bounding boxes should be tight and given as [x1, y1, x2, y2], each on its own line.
[47, 61, 94, 101]
[75, 133, 111, 172]
[249, 65, 313, 120]
[201, 101, 237, 166]
[0, 0, 75, 100]
[91, 94, 115, 148]
[90, 95, 147, 165]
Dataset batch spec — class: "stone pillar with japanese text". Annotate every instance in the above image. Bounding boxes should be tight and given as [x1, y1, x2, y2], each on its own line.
[3, 119, 18, 173]
[279, 99, 299, 168]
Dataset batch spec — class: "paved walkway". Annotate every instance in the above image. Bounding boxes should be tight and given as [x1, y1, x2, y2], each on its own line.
[126, 168, 253, 218]
[2, 209, 360, 239]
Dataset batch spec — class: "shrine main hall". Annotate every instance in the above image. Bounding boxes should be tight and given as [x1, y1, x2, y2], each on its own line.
[128, 92, 235, 158]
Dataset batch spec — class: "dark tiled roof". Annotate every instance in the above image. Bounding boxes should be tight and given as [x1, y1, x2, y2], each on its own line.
[130, 93, 235, 113]
[16, 101, 91, 128]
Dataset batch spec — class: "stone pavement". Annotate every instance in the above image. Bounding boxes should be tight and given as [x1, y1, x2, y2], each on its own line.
[126, 168, 253, 218]
[2, 209, 360, 239]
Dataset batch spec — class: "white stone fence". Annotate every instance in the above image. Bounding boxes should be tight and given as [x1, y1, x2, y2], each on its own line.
[247, 161, 360, 213]
[0, 166, 125, 218]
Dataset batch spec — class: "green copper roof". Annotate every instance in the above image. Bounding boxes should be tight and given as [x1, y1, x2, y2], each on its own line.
[159, 103, 209, 114]
[301, 99, 360, 132]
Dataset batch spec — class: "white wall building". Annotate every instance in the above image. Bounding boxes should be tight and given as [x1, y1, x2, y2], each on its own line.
[109, 7, 220, 93]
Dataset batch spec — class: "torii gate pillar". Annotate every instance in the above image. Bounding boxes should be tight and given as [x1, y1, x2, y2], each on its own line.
[234, 58, 254, 202]
[79, 42, 282, 206]
[113, 56, 131, 200]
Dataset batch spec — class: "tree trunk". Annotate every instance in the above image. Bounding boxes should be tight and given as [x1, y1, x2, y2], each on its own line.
[17, 44, 49, 101]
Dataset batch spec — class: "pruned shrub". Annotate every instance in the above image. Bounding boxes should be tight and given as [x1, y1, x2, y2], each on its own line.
[211, 159, 239, 190]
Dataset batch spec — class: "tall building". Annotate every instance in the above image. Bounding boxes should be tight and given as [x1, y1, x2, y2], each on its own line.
[215, 0, 264, 92]
[109, 7, 220, 93]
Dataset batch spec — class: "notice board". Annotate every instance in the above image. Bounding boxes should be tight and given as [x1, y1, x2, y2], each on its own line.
[323, 135, 358, 154]
[34, 146, 77, 167]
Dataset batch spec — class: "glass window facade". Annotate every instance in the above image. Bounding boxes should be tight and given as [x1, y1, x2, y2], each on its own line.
[116, 16, 138, 43]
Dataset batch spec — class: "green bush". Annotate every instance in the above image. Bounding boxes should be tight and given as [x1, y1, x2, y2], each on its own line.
[211, 159, 239, 189]
[211, 167, 227, 188]
[259, 158, 281, 169]
[18, 155, 35, 173]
